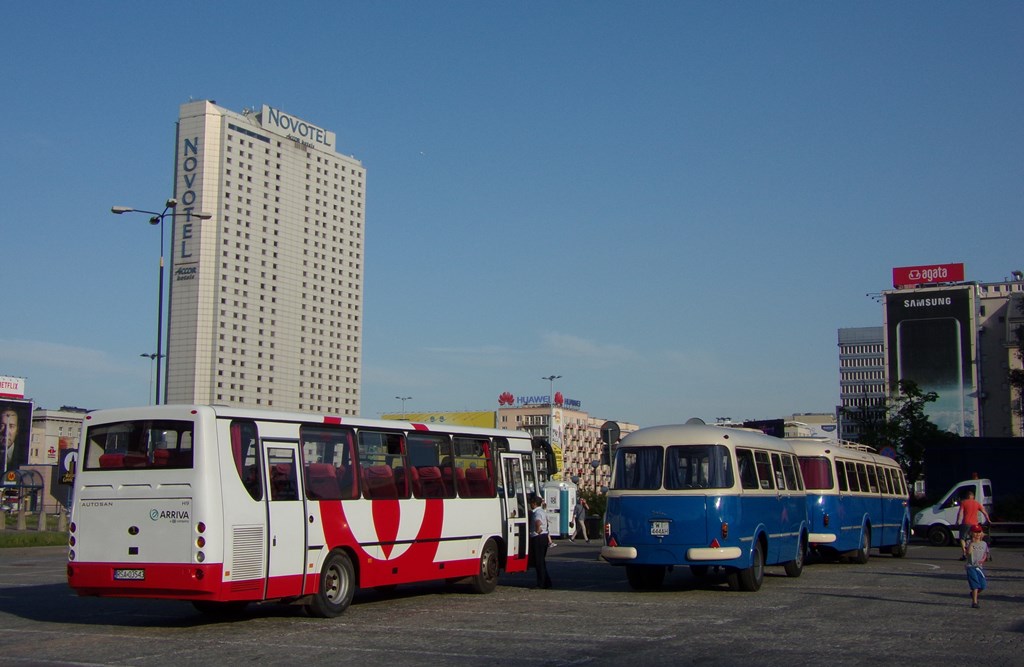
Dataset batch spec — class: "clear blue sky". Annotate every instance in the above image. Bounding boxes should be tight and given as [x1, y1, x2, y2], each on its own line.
[1, 2, 1021, 426]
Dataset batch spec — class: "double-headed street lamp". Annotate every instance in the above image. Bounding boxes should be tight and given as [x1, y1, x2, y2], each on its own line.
[395, 396, 412, 419]
[113, 199, 211, 405]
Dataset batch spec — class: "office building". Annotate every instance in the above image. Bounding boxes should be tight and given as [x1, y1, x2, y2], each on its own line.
[168, 101, 365, 414]
[837, 326, 886, 442]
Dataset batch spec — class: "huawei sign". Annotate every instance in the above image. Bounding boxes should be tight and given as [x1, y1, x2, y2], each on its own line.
[893, 263, 964, 288]
[498, 392, 515, 406]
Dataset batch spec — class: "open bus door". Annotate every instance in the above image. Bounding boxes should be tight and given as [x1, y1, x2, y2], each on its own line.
[262, 441, 308, 600]
[500, 453, 529, 573]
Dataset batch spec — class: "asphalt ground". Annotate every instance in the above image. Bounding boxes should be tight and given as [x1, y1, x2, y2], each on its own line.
[0, 539, 1021, 666]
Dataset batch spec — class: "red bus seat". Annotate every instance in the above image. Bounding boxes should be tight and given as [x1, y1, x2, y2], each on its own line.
[363, 465, 398, 499]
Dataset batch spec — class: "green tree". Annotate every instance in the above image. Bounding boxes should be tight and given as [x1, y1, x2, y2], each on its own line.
[844, 380, 950, 486]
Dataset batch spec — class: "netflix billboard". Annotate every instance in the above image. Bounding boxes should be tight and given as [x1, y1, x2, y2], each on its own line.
[892, 263, 965, 288]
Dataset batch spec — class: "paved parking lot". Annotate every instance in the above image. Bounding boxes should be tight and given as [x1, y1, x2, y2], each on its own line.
[0, 540, 1022, 665]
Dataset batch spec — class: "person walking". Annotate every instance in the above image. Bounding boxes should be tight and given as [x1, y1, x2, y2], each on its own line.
[964, 524, 990, 608]
[529, 495, 552, 589]
[571, 496, 590, 543]
[955, 489, 991, 560]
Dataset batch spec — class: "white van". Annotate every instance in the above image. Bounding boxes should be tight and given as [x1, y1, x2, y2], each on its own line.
[912, 478, 993, 546]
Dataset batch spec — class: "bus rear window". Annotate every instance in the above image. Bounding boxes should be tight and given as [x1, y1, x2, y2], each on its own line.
[83, 420, 194, 470]
[664, 445, 733, 489]
[612, 446, 663, 490]
[798, 456, 833, 490]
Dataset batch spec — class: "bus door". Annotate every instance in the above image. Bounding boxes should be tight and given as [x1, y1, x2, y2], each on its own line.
[500, 453, 529, 572]
[262, 441, 308, 599]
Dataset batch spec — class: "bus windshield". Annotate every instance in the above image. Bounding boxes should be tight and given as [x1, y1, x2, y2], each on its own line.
[612, 446, 663, 490]
[665, 445, 734, 489]
[83, 420, 194, 470]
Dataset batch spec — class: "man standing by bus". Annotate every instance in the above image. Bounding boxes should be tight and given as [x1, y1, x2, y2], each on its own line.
[530, 495, 552, 589]
[956, 489, 991, 560]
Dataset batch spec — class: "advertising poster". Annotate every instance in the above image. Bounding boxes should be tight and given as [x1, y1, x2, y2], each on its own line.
[0, 399, 32, 475]
[885, 286, 977, 436]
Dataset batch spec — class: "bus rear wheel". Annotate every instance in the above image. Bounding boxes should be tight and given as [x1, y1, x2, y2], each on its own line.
[306, 550, 355, 618]
[730, 540, 764, 592]
[470, 539, 500, 594]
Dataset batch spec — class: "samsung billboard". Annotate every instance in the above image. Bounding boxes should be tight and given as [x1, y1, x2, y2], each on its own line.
[885, 285, 977, 436]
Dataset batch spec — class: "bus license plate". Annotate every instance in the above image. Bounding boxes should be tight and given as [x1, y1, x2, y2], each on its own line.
[650, 520, 670, 536]
[114, 568, 145, 581]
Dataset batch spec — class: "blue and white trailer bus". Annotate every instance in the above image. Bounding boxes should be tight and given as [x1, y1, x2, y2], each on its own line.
[788, 438, 910, 561]
[601, 423, 808, 592]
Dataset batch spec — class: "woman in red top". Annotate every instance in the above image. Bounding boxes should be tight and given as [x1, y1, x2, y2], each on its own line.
[956, 490, 991, 558]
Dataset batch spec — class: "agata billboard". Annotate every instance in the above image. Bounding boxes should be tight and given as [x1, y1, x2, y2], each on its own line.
[892, 263, 965, 288]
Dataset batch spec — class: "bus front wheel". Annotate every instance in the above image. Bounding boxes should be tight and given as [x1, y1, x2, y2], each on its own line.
[306, 550, 355, 618]
[891, 525, 910, 558]
[470, 539, 500, 594]
[853, 528, 871, 564]
[783, 535, 806, 577]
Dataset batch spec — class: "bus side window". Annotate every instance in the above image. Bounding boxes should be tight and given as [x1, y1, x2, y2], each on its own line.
[231, 420, 262, 501]
[753, 451, 774, 490]
[781, 454, 799, 490]
[876, 466, 890, 494]
[856, 464, 870, 493]
[846, 461, 861, 492]
[736, 449, 759, 490]
[770, 453, 786, 490]
[866, 465, 879, 493]
[835, 460, 849, 492]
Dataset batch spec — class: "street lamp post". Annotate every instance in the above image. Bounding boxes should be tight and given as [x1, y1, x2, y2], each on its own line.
[395, 396, 412, 419]
[113, 199, 211, 405]
[140, 353, 161, 405]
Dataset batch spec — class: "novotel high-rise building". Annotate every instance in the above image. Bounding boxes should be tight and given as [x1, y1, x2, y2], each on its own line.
[166, 100, 365, 414]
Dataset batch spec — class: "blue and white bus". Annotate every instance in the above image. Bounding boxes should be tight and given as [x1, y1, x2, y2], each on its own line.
[788, 438, 910, 562]
[601, 424, 808, 592]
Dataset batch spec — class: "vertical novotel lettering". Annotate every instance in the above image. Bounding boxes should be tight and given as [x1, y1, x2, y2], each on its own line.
[178, 137, 200, 260]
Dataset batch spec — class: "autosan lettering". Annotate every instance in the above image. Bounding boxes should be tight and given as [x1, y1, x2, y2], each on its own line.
[263, 105, 333, 149]
[903, 297, 953, 307]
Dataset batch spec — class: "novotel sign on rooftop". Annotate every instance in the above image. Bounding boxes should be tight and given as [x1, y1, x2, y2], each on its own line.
[261, 105, 335, 150]
[892, 262, 965, 288]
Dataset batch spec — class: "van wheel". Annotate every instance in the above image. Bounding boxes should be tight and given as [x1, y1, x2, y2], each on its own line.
[470, 539, 500, 594]
[853, 528, 871, 564]
[891, 525, 909, 558]
[737, 541, 764, 591]
[784, 535, 806, 577]
[927, 525, 952, 547]
[306, 550, 355, 618]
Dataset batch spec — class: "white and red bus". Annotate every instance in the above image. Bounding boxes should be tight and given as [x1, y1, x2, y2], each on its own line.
[67, 405, 538, 617]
